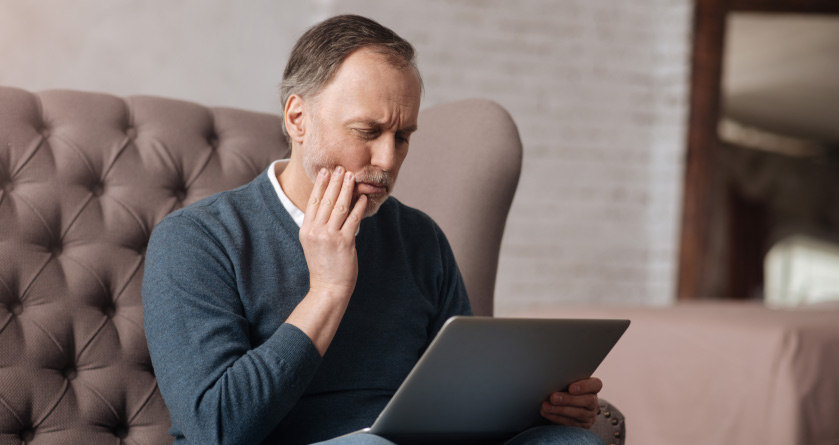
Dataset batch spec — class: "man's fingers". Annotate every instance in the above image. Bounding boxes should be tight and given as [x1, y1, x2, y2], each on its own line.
[541, 401, 596, 423]
[303, 168, 330, 227]
[341, 194, 367, 235]
[569, 377, 602, 395]
[315, 167, 345, 225]
[549, 392, 599, 412]
[540, 411, 595, 429]
[327, 171, 355, 232]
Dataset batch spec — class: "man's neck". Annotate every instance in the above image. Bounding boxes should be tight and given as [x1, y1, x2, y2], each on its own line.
[277, 150, 313, 212]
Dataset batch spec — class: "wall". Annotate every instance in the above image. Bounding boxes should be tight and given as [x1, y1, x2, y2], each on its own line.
[0, 0, 693, 312]
[0, 0, 316, 114]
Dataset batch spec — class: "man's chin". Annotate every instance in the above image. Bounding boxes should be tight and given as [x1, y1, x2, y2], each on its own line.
[359, 193, 387, 218]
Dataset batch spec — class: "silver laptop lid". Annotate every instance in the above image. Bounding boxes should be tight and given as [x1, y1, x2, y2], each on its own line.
[369, 316, 629, 441]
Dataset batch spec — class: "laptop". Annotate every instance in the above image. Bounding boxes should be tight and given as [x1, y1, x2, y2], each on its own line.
[359, 316, 630, 444]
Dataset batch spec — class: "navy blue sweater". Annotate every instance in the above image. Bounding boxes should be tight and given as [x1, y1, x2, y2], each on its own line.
[142, 169, 472, 444]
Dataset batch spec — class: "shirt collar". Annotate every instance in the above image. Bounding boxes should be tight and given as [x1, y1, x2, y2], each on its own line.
[268, 160, 305, 228]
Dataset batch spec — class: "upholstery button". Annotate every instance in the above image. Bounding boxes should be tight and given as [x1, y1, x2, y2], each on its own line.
[20, 428, 34, 442]
[174, 188, 186, 201]
[91, 183, 104, 197]
[51, 243, 63, 256]
[614, 431, 621, 438]
[611, 418, 618, 425]
[103, 305, 116, 318]
[207, 134, 219, 148]
[9, 302, 23, 316]
[113, 426, 128, 439]
[41, 129, 50, 138]
[2, 181, 13, 193]
[64, 367, 77, 381]
[125, 127, 137, 139]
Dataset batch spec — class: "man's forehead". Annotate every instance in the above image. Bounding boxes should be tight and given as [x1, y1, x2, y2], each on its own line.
[322, 51, 421, 97]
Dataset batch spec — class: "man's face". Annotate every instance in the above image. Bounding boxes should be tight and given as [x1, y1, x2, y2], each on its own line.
[300, 49, 421, 217]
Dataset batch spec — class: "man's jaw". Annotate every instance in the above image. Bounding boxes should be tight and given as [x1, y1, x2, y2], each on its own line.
[353, 189, 388, 218]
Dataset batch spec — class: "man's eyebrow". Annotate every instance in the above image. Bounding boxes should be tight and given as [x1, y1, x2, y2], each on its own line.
[346, 118, 418, 134]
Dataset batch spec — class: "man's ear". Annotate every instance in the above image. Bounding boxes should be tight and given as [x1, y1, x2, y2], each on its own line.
[284, 94, 306, 144]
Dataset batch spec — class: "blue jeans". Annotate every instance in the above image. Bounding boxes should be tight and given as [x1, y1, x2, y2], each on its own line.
[314, 425, 605, 444]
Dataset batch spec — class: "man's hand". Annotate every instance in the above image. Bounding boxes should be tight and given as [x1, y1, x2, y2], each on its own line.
[540, 377, 602, 429]
[286, 166, 367, 356]
[300, 166, 367, 299]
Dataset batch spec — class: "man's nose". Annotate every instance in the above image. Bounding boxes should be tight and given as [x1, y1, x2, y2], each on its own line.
[370, 136, 397, 171]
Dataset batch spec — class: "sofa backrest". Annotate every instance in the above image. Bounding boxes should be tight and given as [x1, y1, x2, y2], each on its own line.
[393, 99, 522, 317]
[0, 87, 521, 443]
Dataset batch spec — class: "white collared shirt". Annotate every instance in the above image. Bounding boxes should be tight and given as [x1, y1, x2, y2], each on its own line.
[267, 160, 305, 228]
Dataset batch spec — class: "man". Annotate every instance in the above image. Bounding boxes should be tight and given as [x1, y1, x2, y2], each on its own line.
[143, 14, 604, 445]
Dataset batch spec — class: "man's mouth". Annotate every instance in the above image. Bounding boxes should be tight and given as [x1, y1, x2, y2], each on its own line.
[356, 182, 388, 196]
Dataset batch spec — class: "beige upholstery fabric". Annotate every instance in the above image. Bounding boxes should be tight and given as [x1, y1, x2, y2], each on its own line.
[0, 86, 288, 443]
[591, 399, 625, 445]
[0, 87, 523, 443]
[515, 302, 839, 445]
[394, 99, 522, 317]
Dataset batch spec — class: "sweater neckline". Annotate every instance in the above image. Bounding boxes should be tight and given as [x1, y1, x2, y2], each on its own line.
[254, 167, 303, 239]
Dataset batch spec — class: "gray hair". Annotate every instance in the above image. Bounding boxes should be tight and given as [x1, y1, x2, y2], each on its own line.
[279, 14, 423, 141]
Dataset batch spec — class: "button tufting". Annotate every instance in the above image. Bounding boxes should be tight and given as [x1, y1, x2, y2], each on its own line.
[103, 304, 116, 318]
[50, 243, 63, 257]
[63, 367, 77, 381]
[2, 181, 13, 193]
[207, 134, 219, 148]
[41, 129, 50, 138]
[125, 127, 137, 139]
[91, 183, 104, 197]
[113, 425, 128, 439]
[20, 428, 34, 442]
[9, 302, 23, 316]
[173, 188, 187, 201]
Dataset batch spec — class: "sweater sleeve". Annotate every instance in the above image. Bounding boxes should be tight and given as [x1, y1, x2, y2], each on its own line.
[142, 215, 322, 445]
[425, 222, 473, 343]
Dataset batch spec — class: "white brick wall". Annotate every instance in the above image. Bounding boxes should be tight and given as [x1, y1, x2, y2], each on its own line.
[329, 0, 693, 312]
[0, 0, 316, 115]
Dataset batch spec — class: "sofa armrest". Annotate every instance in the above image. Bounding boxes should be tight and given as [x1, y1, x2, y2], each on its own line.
[591, 399, 625, 445]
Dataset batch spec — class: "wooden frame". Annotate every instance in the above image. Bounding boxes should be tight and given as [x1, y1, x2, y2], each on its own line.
[677, 0, 727, 300]
[677, 0, 839, 300]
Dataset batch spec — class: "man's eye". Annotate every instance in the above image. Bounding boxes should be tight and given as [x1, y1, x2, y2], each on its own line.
[356, 129, 378, 139]
[396, 135, 409, 144]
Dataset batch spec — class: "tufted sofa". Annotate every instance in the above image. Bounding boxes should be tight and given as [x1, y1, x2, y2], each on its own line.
[0, 86, 623, 444]
[0, 86, 289, 443]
